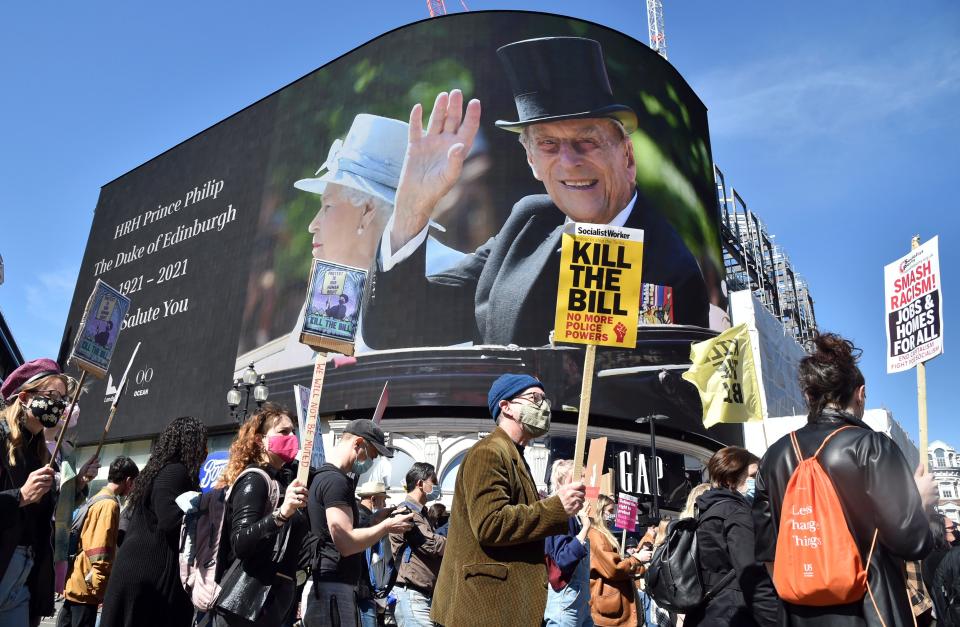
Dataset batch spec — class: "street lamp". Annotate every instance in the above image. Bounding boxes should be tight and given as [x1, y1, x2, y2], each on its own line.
[227, 362, 269, 423]
[634, 413, 670, 521]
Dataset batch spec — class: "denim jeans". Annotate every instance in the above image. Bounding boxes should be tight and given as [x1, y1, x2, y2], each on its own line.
[0, 546, 33, 627]
[393, 586, 433, 627]
[543, 538, 592, 627]
[358, 598, 378, 627]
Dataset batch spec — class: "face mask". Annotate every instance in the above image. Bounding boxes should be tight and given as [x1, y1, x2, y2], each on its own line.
[514, 399, 551, 438]
[426, 483, 441, 502]
[266, 434, 300, 464]
[741, 477, 756, 502]
[604, 514, 617, 528]
[352, 447, 375, 476]
[64, 403, 80, 429]
[29, 396, 66, 428]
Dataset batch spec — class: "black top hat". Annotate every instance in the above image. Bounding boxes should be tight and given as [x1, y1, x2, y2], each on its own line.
[495, 37, 637, 134]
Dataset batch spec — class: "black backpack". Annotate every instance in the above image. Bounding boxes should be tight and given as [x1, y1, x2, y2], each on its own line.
[643, 502, 735, 612]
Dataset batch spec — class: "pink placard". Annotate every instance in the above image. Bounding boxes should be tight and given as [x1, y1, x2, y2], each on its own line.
[615, 493, 639, 531]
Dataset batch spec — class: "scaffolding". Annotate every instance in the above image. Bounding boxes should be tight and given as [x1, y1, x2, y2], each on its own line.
[715, 165, 818, 345]
[646, 0, 668, 60]
[425, 0, 469, 16]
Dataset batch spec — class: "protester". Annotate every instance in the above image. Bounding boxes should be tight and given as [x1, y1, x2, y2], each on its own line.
[426, 503, 448, 535]
[753, 333, 938, 626]
[432, 374, 585, 626]
[365, 36, 710, 351]
[46, 401, 100, 596]
[905, 558, 934, 627]
[931, 517, 960, 626]
[0, 359, 69, 626]
[56, 456, 139, 627]
[210, 404, 308, 626]
[543, 458, 593, 627]
[303, 419, 414, 627]
[679, 483, 710, 520]
[100, 416, 209, 627]
[683, 447, 778, 627]
[390, 462, 446, 627]
[356, 479, 389, 627]
[925, 514, 958, 625]
[587, 494, 642, 626]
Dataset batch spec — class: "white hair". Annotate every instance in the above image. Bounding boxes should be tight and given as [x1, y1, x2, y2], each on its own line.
[339, 185, 392, 218]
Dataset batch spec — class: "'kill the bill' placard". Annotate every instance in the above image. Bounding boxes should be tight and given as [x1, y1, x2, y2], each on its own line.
[71, 280, 131, 378]
[554, 223, 644, 348]
[300, 259, 367, 356]
[884, 236, 944, 373]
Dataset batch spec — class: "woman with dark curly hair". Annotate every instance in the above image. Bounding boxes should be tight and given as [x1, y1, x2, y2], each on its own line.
[753, 333, 939, 627]
[100, 416, 208, 627]
[210, 403, 308, 626]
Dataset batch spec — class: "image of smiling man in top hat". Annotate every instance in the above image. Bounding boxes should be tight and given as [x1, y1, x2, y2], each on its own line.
[363, 36, 710, 350]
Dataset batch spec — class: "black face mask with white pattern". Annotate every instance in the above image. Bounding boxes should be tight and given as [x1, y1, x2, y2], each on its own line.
[28, 395, 66, 428]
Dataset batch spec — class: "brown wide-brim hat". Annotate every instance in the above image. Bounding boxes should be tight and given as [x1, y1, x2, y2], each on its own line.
[494, 37, 638, 134]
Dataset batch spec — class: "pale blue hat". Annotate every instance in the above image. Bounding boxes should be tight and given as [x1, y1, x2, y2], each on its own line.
[294, 114, 408, 205]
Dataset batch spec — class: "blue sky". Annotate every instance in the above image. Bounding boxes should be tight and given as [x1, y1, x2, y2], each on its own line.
[1, 1, 957, 448]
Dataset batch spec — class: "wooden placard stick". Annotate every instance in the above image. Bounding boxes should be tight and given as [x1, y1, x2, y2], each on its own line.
[911, 235, 930, 469]
[572, 344, 597, 481]
[47, 370, 86, 468]
[296, 355, 328, 485]
[91, 341, 141, 462]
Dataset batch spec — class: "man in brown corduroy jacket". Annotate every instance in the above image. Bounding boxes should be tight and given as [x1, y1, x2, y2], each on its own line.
[431, 374, 586, 627]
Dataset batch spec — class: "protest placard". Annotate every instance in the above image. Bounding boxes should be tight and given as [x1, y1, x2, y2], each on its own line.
[554, 223, 643, 481]
[601, 471, 614, 498]
[300, 259, 367, 356]
[71, 280, 131, 378]
[584, 437, 608, 500]
[297, 356, 327, 484]
[615, 492, 639, 532]
[885, 236, 943, 374]
[294, 384, 325, 471]
[554, 223, 644, 348]
[91, 342, 141, 462]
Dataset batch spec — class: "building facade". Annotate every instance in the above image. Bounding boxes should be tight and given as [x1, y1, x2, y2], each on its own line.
[929, 440, 960, 523]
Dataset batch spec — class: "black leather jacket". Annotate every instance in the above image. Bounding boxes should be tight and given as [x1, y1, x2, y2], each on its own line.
[220, 465, 307, 582]
[753, 409, 932, 627]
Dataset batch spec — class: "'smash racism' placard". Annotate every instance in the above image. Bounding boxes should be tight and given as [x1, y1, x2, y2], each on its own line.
[885, 236, 944, 373]
[555, 223, 644, 348]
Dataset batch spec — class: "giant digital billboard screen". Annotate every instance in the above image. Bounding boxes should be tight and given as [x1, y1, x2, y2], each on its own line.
[62, 11, 729, 444]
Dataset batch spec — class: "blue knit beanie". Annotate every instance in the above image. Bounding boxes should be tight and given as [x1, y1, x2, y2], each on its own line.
[488, 373, 544, 419]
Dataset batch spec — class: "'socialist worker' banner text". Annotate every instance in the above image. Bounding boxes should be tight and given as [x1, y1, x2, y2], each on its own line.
[884, 235, 944, 373]
[554, 223, 644, 349]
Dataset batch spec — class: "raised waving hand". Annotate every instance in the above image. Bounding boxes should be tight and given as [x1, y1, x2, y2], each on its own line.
[391, 89, 481, 250]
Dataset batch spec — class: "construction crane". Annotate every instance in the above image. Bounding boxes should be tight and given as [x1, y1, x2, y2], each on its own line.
[646, 0, 668, 60]
[426, 0, 469, 17]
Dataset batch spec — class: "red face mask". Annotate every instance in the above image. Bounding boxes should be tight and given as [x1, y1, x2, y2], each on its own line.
[266, 434, 299, 464]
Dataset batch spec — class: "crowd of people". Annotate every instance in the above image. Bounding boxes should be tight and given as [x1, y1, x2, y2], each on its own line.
[1, 335, 959, 626]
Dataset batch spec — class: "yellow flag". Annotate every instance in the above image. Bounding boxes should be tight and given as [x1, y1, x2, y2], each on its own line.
[681, 323, 763, 428]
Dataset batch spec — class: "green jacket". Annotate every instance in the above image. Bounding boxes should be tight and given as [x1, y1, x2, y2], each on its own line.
[431, 427, 569, 626]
